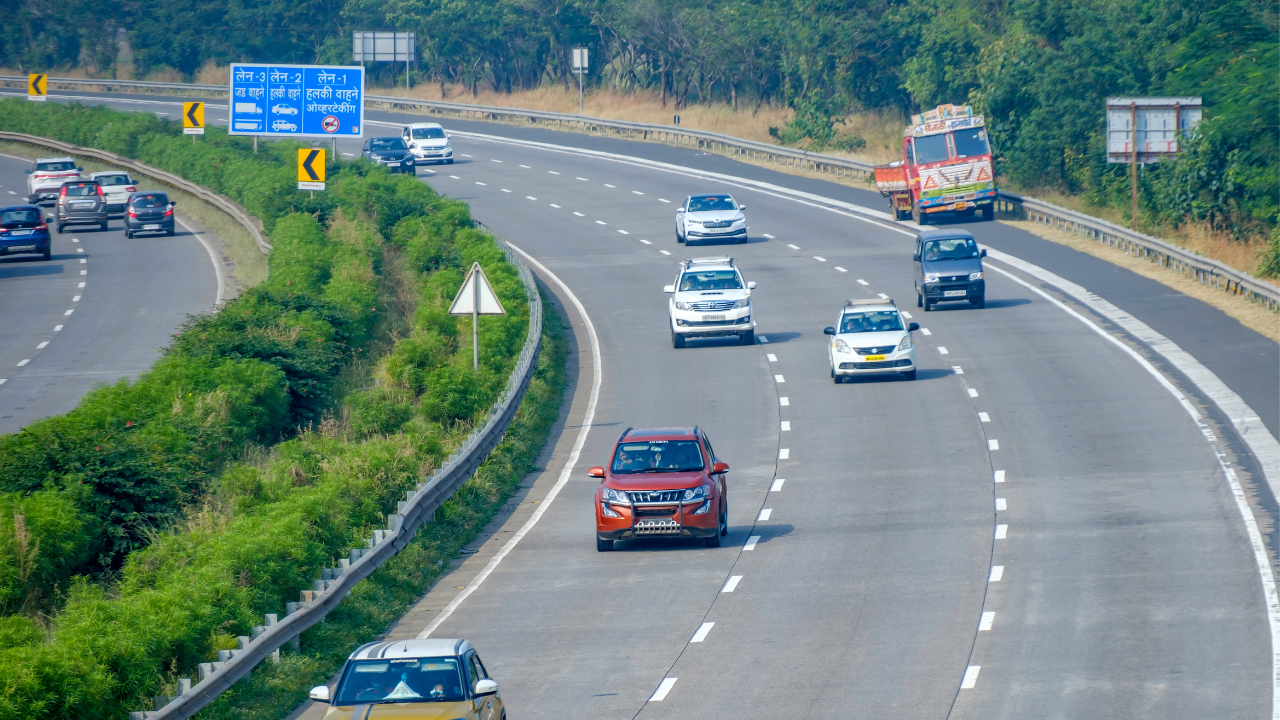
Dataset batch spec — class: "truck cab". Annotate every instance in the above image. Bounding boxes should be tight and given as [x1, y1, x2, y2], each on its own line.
[874, 104, 997, 225]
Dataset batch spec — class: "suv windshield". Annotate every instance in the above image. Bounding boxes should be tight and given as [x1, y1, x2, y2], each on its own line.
[952, 129, 990, 159]
[1, 209, 41, 227]
[679, 270, 741, 291]
[922, 236, 979, 261]
[840, 311, 904, 334]
[688, 196, 736, 212]
[63, 183, 99, 197]
[371, 138, 406, 151]
[334, 658, 465, 704]
[96, 174, 130, 186]
[611, 440, 705, 473]
[36, 161, 76, 172]
[411, 128, 445, 140]
[131, 194, 169, 208]
[913, 134, 950, 164]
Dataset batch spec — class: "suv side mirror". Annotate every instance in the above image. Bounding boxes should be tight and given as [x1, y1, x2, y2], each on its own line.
[746, 281, 757, 290]
[912, 252, 920, 261]
[587, 466, 605, 478]
[45, 216, 54, 224]
[676, 208, 684, 213]
[24, 169, 32, 174]
[712, 461, 729, 474]
[475, 679, 499, 696]
[76, 167, 84, 172]
[908, 322, 920, 332]
[823, 326, 836, 335]
[169, 200, 177, 206]
[738, 204, 747, 210]
[309, 686, 330, 703]
[980, 248, 987, 257]
[663, 285, 675, 293]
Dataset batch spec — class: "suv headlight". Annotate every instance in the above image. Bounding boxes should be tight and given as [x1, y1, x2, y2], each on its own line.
[732, 216, 745, 224]
[925, 273, 940, 283]
[602, 487, 629, 504]
[969, 271, 983, 280]
[675, 301, 690, 310]
[682, 484, 712, 501]
[897, 335, 913, 351]
[732, 299, 749, 309]
[834, 339, 852, 354]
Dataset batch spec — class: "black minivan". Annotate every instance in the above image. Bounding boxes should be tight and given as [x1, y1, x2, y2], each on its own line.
[913, 229, 986, 310]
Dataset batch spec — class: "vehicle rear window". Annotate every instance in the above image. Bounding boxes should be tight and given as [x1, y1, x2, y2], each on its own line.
[913, 134, 950, 164]
[921, 236, 979, 261]
[334, 658, 465, 704]
[1, 209, 41, 227]
[131, 195, 168, 208]
[952, 129, 990, 159]
[63, 184, 99, 197]
[679, 270, 741, 291]
[96, 174, 131, 186]
[611, 440, 705, 473]
[840, 311, 904, 334]
[411, 127, 445, 140]
[688, 196, 736, 212]
[36, 161, 76, 172]
[371, 138, 406, 151]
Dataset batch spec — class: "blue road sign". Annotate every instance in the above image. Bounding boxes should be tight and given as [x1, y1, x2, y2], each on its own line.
[228, 64, 364, 138]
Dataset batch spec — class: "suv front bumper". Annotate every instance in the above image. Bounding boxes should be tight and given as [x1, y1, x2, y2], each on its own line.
[671, 308, 753, 338]
[597, 499, 719, 540]
[412, 148, 453, 162]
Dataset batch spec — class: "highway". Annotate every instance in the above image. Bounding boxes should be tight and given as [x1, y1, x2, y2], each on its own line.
[0, 151, 218, 434]
[9, 91, 1277, 719]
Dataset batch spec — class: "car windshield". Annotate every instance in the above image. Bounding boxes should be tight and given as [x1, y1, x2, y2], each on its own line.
[63, 184, 98, 197]
[688, 196, 736, 212]
[412, 128, 445, 140]
[371, 138, 406, 151]
[952, 129, 990, 159]
[36, 161, 76, 172]
[611, 441, 705, 474]
[922, 237, 979, 261]
[840, 311, 904, 334]
[1, 209, 41, 227]
[96, 174, 130, 186]
[334, 658, 465, 704]
[913, 134, 950, 164]
[131, 195, 168, 208]
[679, 270, 741, 291]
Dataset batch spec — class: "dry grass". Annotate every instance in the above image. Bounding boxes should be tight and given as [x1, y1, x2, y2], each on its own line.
[1003, 218, 1279, 341]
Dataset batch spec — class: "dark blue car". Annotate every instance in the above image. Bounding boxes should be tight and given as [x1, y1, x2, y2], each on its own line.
[0, 206, 52, 261]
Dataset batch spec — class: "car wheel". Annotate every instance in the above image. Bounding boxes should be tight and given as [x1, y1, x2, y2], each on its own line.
[981, 205, 995, 221]
[125, 231, 132, 239]
[971, 296, 985, 309]
[740, 329, 754, 346]
[916, 292, 923, 308]
[446, 159, 454, 165]
[166, 228, 175, 237]
[596, 536, 614, 552]
[100, 223, 108, 232]
[904, 369, 917, 380]
[56, 224, 65, 234]
[41, 246, 51, 261]
[671, 331, 686, 349]
[738, 235, 747, 244]
[924, 299, 934, 312]
[676, 230, 684, 243]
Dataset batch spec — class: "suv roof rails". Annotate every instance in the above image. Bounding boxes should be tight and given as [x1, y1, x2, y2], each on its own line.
[682, 256, 734, 267]
[844, 297, 896, 308]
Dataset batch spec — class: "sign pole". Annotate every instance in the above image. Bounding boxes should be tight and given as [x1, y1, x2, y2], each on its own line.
[472, 266, 480, 371]
[1130, 102, 1138, 232]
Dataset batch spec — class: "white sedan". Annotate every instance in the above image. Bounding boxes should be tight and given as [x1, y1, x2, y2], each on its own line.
[825, 298, 919, 383]
[676, 194, 747, 245]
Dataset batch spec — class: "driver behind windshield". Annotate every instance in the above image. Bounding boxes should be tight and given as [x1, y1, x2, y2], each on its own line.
[611, 441, 705, 473]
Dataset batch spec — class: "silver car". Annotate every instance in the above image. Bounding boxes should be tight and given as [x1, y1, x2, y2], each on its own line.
[676, 194, 748, 245]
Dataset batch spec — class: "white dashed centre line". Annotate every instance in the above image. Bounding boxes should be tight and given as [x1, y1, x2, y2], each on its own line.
[659, 198, 670, 203]
[78, 282, 85, 288]
[763, 233, 775, 239]
[5, 191, 13, 195]
[953, 365, 964, 374]
[550, 204, 560, 209]
[994, 470, 1006, 483]
[779, 397, 789, 406]
[595, 220, 607, 225]
[813, 256, 826, 262]
[938, 347, 949, 355]
[576, 176, 588, 181]
[604, 183, 616, 188]
[79, 259, 86, 264]
[690, 622, 715, 643]
[659, 250, 671, 255]
[618, 229, 629, 235]
[501, 189, 511, 193]
[79, 270, 86, 275]
[921, 328, 932, 335]
[72, 295, 80, 302]
[901, 311, 913, 318]
[63, 309, 73, 316]
[856, 279, 869, 285]
[639, 239, 652, 245]
[475, 181, 487, 186]
[450, 175, 461, 179]
[767, 354, 777, 362]
[877, 293, 889, 299]
[71, 238, 79, 243]
[76, 248, 83, 253]
[778, 448, 790, 459]
[988, 439, 1000, 450]
[490, 159, 502, 163]
[36, 342, 48, 349]
[961, 666, 981, 689]
[0, 379, 5, 385]
[835, 267, 847, 272]
[989, 567, 1004, 582]
[526, 196, 537, 201]
[650, 678, 677, 702]
[54, 325, 62, 331]
[968, 388, 979, 397]
[16, 359, 29, 367]
[722, 576, 743, 593]
[757, 335, 769, 343]
[758, 508, 773, 521]
[461, 154, 472, 157]
[787, 244, 800, 250]
[978, 412, 991, 422]
[995, 525, 1008, 540]
[780, 421, 790, 431]
[744, 535, 760, 551]
[996, 498, 1007, 511]
[342, 152, 354, 157]
[771, 479, 785, 492]
[632, 190, 645, 195]
[547, 170, 560, 175]
[573, 212, 585, 217]
[979, 612, 996, 631]
[774, 375, 785, 383]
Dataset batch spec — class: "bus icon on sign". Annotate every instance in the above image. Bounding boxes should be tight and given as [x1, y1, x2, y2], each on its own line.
[322, 115, 340, 133]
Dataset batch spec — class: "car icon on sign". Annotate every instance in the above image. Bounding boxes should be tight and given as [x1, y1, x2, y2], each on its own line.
[272, 104, 298, 116]
[271, 120, 297, 132]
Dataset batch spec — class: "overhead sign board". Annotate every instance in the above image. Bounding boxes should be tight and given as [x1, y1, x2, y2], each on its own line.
[297, 148, 326, 191]
[183, 102, 205, 134]
[1106, 97, 1202, 163]
[228, 64, 364, 139]
[353, 32, 416, 62]
[27, 74, 46, 101]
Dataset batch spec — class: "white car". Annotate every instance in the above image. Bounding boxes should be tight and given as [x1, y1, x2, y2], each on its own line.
[676, 194, 747, 245]
[824, 298, 919, 383]
[89, 171, 138, 216]
[272, 104, 298, 116]
[25, 157, 82, 205]
[664, 256, 756, 348]
[402, 122, 454, 164]
[271, 119, 297, 132]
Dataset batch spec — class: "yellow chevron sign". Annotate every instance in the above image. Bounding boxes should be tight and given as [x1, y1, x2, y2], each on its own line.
[183, 102, 205, 134]
[297, 148, 325, 190]
[27, 74, 47, 101]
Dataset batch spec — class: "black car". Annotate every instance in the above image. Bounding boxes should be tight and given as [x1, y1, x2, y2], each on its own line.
[913, 229, 987, 311]
[124, 192, 176, 238]
[0, 206, 53, 261]
[361, 137, 415, 173]
[55, 179, 109, 233]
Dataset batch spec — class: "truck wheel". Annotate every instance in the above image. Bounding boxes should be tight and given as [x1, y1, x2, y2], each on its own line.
[913, 203, 928, 226]
[981, 205, 995, 221]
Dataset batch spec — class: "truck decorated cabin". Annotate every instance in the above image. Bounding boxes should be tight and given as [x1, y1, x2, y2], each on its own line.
[873, 104, 997, 225]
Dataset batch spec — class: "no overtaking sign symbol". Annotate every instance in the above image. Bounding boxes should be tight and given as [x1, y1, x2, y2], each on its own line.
[322, 115, 340, 133]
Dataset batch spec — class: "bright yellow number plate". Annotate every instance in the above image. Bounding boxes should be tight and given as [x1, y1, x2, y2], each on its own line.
[954, 201, 968, 210]
[865, 355, 886, 361]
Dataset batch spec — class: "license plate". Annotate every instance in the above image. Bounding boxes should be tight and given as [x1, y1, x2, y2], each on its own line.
[72, 202, 94, 208]
[944, 290, 967, 297]
[143, 224, 160, 230]
[10, 229, 30, 236]
[864, 355, 886, 361]
[702, 314, 725, 321]
[7, 244, 36, 252]
[386, 162, 401, 167]
[954, 201, 968, 210]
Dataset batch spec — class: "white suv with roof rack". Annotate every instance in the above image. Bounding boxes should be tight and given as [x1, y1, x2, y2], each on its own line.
[664, 256, 756, 348]
[25, 157, 83, 205]
[823, 298, 920, 383]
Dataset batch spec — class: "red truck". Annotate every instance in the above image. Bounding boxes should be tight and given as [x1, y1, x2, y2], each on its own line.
[874, 104, 997, 225]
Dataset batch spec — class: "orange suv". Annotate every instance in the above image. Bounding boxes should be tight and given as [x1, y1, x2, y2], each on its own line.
[591, 427, 730, 551]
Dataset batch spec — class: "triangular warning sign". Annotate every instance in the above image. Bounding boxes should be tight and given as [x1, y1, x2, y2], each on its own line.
[976, 166, 991, 181]
[448, 263, 506, 316]
[923, 176, 937, 189]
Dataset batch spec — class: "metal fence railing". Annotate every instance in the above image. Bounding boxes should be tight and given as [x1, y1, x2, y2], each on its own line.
[3, 75, 1274, 310]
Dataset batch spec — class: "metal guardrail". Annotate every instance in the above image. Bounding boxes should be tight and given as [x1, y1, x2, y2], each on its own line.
[0, 131, 271, 254]
[4, 75, 1275, 310]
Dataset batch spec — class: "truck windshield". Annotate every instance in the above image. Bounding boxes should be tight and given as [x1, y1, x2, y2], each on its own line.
[952, 129, 990, 159]
[913, 134, 950, 164]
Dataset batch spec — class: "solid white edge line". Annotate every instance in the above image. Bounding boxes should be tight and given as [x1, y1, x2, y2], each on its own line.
[175, 216, 225, 306]
[984, 260, 1280, 716]
[419, 241, 602, 638]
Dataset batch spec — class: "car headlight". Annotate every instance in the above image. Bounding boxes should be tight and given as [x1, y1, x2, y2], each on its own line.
[675, 301, 690, 310]
[969, 271, 983, 280]
[834, 339, 852, 354]
[682, 484, 712, 501]
[897, 335, 913, 351]
[732, 216, 746, 224]
[732, 299, 749, 309]
[601, 487, 629, 504]
[925, 273, 940, 283]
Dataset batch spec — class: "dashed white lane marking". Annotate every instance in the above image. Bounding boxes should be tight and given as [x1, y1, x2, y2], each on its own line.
[501, 189, 511, 193]
[576, 176, 588, 181]
[877, 293, 889, 299]
[901, 311, 913, 318]
[640, 239, 652, 245]
[771, 479, 785, 492]
[526, 196, 537, 201]
[744, 535, 760, 551]
[979, 412, 991, 422]
[763, 233, 775, 239]
[835, 267, 847, 272]
[650, 678, 677, 702]
[989, 566, 1004, 582]
[16, 359, 29, 367]
[787, 243, 800, 250]
[550, 204, 560, 208]
[690, 622, 715, 642]
[995, 525, 1008, 540]
[994, 470, 1005, 483]
[604, 183, 616, 188]
[54, 325, 62, 331]
[996, 498, 1007, 511]
[79, 259, 86, 264]
[450, 175, 461, 179]
[618, 229, 629, 235]
[659, 198, 670, 203]
[780, 421, 791, 431]
[5, 191, 13, 195]
[967, 388, 979, 397]
[774, 374, 785, 383]
[758, 335, 769, 343]
[80, 270, 86, 275]
[72, 295, 80, 302]
[659, 250, 671, 255]
[938, 347, 949, 355]
[519, 164, 531, 168]
[758, 508, 772, 521]
[36, 342, 48, 349]
[778, 448, 790, 459]
[71, 238, 79, 243]
[78, 282, 85, 288]
[722, 576, 743, 593]
[547, 170, 560, 175]
[856, 279, 869, 285]
[921, 328, 932, 335]
[341, 152, 354, 157]
[961, 665, 982, 689]
[988, 439, 1000, 450]
[632, 190, 645, 195]
[953, 365, 964, 374]
[767, 354, 777, 362]
[573, 212, 585, 216]
[461, 153, 472, 157]
[490, 159, 502, 163]
[0, 379, 5, 385]
[814, 256, 826, 262]
[63, 309, 73, 316]
[475, 181, 487, 186]
[779, 397, 789, 406]
[979, 612, 996, 631]
[76, 248, 83, 253]
[595, 220, 607, 225]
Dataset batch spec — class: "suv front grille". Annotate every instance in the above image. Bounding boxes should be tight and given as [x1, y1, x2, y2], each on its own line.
[626, 489, 686, 503]
[702, 221, 732, 228]
[855, 345, 897, 355]
[689, 300, 737, 311]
